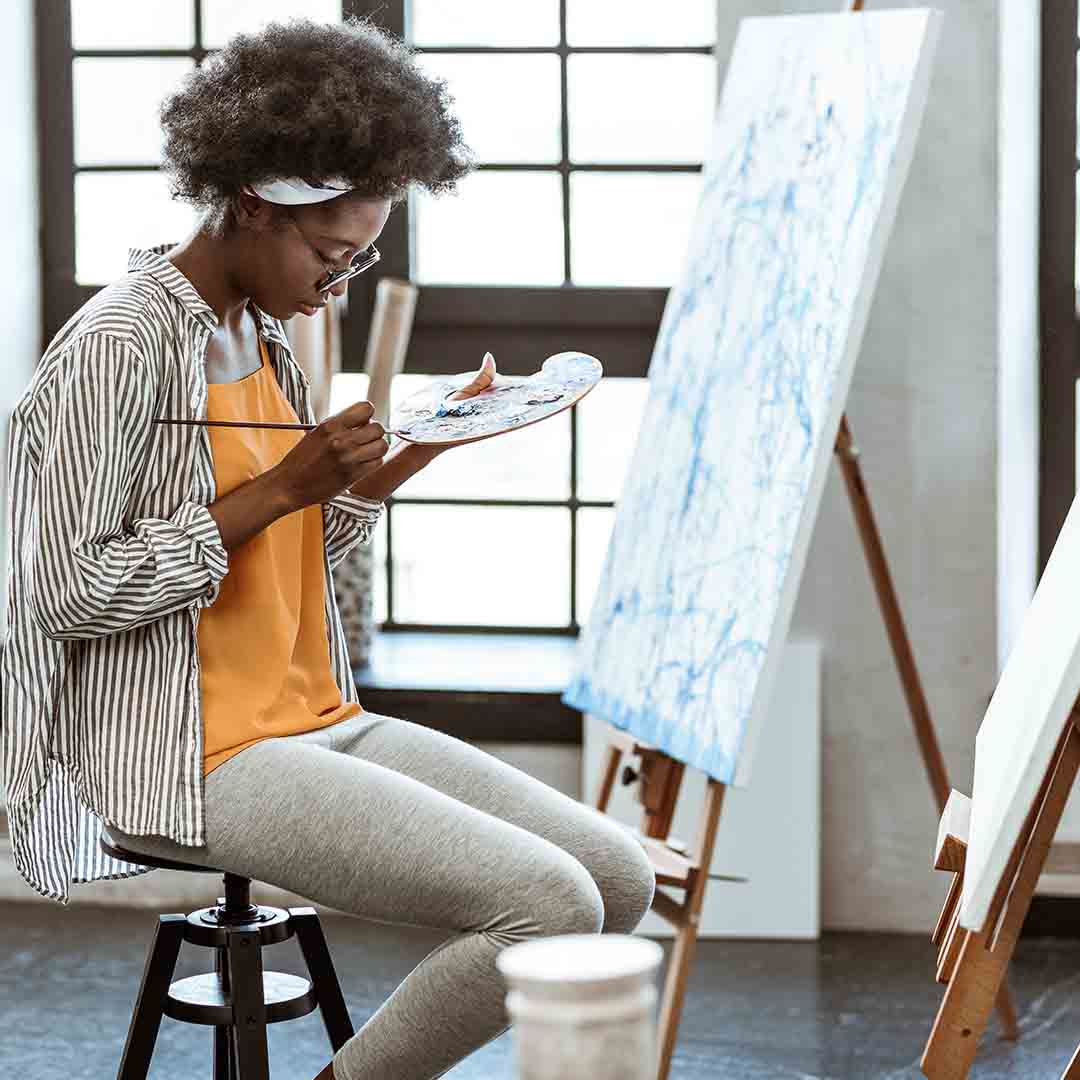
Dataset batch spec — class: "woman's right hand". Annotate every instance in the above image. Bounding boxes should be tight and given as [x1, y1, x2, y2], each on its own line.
[269, 401, 389, 510]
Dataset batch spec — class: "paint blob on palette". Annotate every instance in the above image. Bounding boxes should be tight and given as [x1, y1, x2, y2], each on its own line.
[389, 351, 602, 446]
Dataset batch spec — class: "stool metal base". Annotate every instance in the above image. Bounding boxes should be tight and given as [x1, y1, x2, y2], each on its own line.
[165, 970, 317, 1026]
[113, 894, 354, 1080]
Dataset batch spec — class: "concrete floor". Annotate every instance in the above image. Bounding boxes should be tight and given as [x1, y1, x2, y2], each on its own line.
[3, 901, 1079, 1079]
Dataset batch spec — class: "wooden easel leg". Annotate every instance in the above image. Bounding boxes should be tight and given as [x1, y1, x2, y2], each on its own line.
[596, 743, 622, 813]
[921, 726, 1080, 1078]
[656, 913, 701, 1079]
[655, 780, 726, 1080]
[837, 415, 1020, 1034]
[834, 415, 950, 813]
[1061, 1042, 1080, 1079]
[994, 981, 1019, 1041]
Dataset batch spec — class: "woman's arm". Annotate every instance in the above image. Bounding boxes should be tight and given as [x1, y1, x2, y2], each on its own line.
[29, 333, 233, 640]
[342, 438, 445, 502]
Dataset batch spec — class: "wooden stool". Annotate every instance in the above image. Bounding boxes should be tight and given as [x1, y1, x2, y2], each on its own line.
[100, 833, 354, 1079]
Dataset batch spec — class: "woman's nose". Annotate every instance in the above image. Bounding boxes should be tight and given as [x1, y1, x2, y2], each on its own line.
[328, 281, 349, 299]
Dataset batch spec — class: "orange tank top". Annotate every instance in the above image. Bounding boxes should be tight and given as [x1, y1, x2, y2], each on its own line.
[199, 335, 362, 776]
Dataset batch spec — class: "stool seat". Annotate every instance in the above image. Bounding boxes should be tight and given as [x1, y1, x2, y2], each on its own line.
[101, 831, 220, 874]
[100, 833, 355, 1079]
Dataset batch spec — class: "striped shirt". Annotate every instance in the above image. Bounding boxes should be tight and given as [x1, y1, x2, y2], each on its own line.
[1, 245, 384, 904]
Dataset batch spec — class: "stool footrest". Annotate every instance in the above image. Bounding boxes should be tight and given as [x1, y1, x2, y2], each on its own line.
[164, 971, 316, 1026]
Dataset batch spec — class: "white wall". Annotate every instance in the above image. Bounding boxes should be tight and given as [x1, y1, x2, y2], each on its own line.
[0, 0, 40, 644]
[716, 1, 1016, 932]
[996, 0, 1039, 675]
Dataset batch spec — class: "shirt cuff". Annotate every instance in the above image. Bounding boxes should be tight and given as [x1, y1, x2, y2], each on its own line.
[324, 491, 386, 521]
[173, 499, 229, 584]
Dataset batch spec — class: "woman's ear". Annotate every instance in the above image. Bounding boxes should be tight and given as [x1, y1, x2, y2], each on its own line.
[232, 190, 275, 231]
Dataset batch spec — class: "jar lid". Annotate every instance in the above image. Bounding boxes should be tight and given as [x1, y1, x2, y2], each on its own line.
[496, 934, 663, 984]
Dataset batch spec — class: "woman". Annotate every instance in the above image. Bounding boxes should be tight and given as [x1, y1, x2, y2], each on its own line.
[0, 16, 654, 1080]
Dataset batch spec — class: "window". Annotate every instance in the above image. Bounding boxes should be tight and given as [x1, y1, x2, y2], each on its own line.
[1042, 2, 1080, 570]
[346, 0, 715, 632]
[37, 0, 717, 633]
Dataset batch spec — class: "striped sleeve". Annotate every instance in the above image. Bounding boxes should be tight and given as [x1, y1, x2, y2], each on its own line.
[321, 491, 384, 571]
[28, 332, 230, 641]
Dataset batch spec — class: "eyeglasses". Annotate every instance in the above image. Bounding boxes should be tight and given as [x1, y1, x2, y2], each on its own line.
[288, 212, 381, 293]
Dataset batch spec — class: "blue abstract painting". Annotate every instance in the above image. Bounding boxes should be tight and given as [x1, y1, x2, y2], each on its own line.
[564, 11, 942, 785]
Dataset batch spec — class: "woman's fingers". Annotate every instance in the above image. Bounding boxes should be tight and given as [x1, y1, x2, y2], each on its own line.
[446, 351, 496, 401]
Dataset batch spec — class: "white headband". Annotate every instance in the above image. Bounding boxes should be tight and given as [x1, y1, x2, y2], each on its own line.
[244, 177, 353, 205]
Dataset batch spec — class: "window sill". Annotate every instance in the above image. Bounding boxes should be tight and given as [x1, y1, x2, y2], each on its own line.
[352, 631, 582, 744]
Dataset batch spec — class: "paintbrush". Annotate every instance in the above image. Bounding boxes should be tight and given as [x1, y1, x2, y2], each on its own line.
[150, 384, 484, 435]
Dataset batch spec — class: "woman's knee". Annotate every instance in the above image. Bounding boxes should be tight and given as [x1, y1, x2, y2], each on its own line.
[589, 818, 657, 934]
[529, 846, 605, 938]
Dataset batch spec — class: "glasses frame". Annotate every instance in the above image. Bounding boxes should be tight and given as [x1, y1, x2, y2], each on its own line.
[287, 209, 381, 294]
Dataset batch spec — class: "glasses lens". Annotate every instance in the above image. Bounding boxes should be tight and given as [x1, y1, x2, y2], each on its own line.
[318, 245, 380, 292]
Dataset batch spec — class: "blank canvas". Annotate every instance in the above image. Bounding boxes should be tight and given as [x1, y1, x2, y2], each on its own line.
[563, 10, 943, 784]
[961, 495, 1080, 930]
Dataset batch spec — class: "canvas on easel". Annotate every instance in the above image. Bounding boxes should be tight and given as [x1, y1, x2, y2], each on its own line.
[562, 12, 945, 1077]
[922, 492, 1080, 1079]
[564, 10, 942, 787]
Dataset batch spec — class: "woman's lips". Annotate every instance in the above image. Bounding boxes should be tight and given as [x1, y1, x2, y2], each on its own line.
[297, 301, 323, 317]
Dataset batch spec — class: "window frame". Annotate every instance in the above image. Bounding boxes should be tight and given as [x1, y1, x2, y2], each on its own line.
[345, 0, 711, 634]
[36, 0, 713, 635]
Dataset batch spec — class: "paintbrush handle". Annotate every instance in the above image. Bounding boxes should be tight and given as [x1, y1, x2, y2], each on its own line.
[152, 417, 408, 435]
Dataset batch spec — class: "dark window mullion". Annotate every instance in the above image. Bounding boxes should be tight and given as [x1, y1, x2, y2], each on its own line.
[560, 0, 577, 630]
[413, 45, 712, 56]
[75, 163, 162, 173]
[390, 497, 615, 510]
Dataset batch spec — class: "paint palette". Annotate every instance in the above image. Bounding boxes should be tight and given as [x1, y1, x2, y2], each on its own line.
[389, 351, 603, 446]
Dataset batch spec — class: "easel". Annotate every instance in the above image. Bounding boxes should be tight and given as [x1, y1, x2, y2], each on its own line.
[921, 710, 1080, 1078]
[593, 410, 1003, 1080]
[589, 9, 1015, 1076]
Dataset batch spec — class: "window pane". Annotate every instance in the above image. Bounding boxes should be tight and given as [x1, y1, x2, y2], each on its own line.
[391, 506, 571, 626]
[568, 55, 716, 164]
[570, 172, 701, 286]
[411, 0, 559, 46]
[71, 0, 195, 49]
[372, 513, 388, 625]
[576, 507, 615, 621]
[391, 375, 570, 500]
[74, 59, 194, 166]
[576, 378, 649, 501]
[75, 172, 195, 284]
[202, 0, 341, 48]
[567, 0, 715, 46]
[413, 171, 564, 285]
[415, 53, 561, 164]
[328, 371, 370, 415]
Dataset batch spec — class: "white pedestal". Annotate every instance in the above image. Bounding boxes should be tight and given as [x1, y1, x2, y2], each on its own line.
[582, 637, 822, 940]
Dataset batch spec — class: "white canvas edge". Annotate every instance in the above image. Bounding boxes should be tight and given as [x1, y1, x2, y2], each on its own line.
[960, 498, 1080, 930]
[731, 8, 945, 787]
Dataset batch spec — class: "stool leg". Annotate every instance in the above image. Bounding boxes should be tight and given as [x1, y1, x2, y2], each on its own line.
[290, 907, 355, 1051]
[117, 913, 186, 1080]
[213, 945, 232, 1080]
[227, 926, 269, 1080]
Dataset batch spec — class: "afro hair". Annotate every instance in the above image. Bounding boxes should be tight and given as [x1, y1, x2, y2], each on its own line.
[159, 16, 474, 227]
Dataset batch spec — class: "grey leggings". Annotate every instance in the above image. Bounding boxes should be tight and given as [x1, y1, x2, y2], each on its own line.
[107, 712, 656, 1080]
